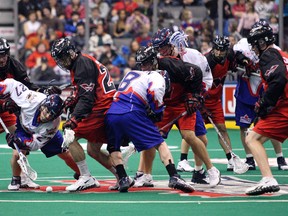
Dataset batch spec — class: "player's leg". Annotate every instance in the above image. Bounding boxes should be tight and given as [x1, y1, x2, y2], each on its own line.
[240, 126, 256, 170]
[270, 139, 288, 170]
[57, 150, 80, 177]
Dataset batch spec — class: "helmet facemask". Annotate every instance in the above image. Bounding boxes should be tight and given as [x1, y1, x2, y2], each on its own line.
[39, 94, 63, 123]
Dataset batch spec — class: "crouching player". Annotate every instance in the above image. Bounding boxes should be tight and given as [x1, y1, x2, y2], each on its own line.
[0, 78, 80, 190]
[105, 64, 194, 193]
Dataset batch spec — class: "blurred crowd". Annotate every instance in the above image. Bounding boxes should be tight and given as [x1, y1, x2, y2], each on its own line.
[16, 0, 287, 86]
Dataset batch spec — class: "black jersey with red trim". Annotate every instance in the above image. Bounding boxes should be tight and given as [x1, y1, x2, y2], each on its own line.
[69, 53, 116, 121]
[0, 56, 40, 91]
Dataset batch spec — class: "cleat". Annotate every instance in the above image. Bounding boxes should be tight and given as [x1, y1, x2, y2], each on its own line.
[245, 157, 256, 170]
[20, 174, 40, 189]
[65, 176, 100, 192]
[121, 143, 136, 168]
[109, 176, 134, 191]
[227, 158, 234, 171]
[118, 176, 135, 192]
[246, 177, 280, 196]
[168, 174, 195, 193]
[277, 157, 288, 170]
[207, 166, 221, 187]
[8, 176, 21, 191]
[133, 174, 154, 187]
[176, 160, 194, 172]
[191, 168, 209, 184]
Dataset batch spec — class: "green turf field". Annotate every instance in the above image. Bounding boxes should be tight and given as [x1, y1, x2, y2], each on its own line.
[0, 128, 288, 216]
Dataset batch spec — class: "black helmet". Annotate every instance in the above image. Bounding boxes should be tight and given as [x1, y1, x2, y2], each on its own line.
[248, 21, 275, 47]
[40, 94, 63, 122]
[51, 37, 76, 71]
[0, 37, 10, 55]
[135, 46, 157, 68]
[212, 35, 230, 51]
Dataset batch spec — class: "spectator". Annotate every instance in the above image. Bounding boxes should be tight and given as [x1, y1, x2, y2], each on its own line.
[111, 0, 139, 17]
[269, 14, 279, 45]
[22, 10, 41, 39]
[46, 0, 65, 20]
[129, 39, 141, 56]
[237, 1, 259, 37]
[18, 0, 40, 23]
[179, 8, 202, 34]
[140, 0, 153, 21]
[185, 26, 201, 50]
[65, 0, 86, 20]
[90, 0, 110, 20]
[25, 42, 56, 71]
[123, 54, 137, 75]
[200, 40, 212, 54]
[65, 11, 84, 35]
[89, 6, 107, 34]
[112, 9, 128, 38]
[88, 23, 114, 58]
[232, 0, 246, 20]
[41, 6, 64, 34]
[125, 7, 150, 37]
[254, 0, 276, 21]
[71, 22, 86, 51]
[99, 43, 127, 68]
[135, 29, 151, 47]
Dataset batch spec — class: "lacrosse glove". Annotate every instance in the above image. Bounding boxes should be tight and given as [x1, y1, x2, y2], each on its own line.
[63, 117, 79, 130]
[6, 133, 29, 150]
[40, 86, 62, 95]
[254, 98, 274, 118]
[0, 98, 20, 114]
[63, 95, 78, 113]
[146, 105, 164, 123]
[184, 93, 200, 115]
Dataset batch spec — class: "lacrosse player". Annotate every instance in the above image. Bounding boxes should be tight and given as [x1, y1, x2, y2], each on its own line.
[245, 21, 288, 195]
[0, 37, 62, 190]
[51, 37, 120, 192]
[0, 78, 79, 190]
[134, 44, 221, 188]
[233, 32, 288, 171]
[105, 46, 194, 193]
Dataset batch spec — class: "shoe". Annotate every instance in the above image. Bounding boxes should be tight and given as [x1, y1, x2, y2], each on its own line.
[227, 158, 234, 171]
[8, 176, 21, 191]
[245, 157, 256, 170]
[118, 176, 135, 192]
[109, 176, 134, 191]
[191, 168, 209, 184]
[65, 175, 100, 192]
[177, 160, 194, 172]
[246, 177, 280, 195]
[121, 143, 136, 168]
[207, 166, 221, 187]
[277, 157, 288, 170]
[133, 174, 154, 187]
[20, 174, 40, 189]
[168, 174, 195, 193]
[73, 173, 80, 180]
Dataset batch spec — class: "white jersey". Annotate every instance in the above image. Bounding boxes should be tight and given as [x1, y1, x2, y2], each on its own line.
[108, 70, 165, 114]
[181, 48, 213, 90]
[0, 78, 60, 151]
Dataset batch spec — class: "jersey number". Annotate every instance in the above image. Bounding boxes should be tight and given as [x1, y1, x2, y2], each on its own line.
[117, 72, 140, 91]
[15, 84, 28, 96]
[99, 65, 115, 93]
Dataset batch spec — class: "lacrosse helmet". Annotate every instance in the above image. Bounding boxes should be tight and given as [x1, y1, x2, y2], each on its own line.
[247, 20, 274, 53]
[135, 46, 158, 70]
[211, 35, 230, 64]
[0, 37, 11, 71]
[40, 94, 63, 122]
[169, 30, 188, 55]
[152, 28, 173, 56]
[51, 37, 77, 71]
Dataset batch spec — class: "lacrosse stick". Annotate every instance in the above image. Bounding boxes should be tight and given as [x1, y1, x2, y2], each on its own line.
[207, 116, 249, 174]
[159, 111, 187, 131]
[0, 117, 37, 180]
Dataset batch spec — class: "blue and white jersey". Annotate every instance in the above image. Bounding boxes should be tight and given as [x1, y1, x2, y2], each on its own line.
[0, 78, 60, 151]
[233, 38, 263, 105]
[181, 48, 213, 90]
[108, 70, 166, 115]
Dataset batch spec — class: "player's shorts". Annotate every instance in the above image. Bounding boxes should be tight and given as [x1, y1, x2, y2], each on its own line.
[253, 112, 288, 143]
[195, 110, 207, 137]
[105, 111, 164, 152]
[0, 112, 16, 133]
[204, 99, 225, 124]
[156, 105, 196, 139]
[235, 100, 256, 128]
[74, 111, 107, 144]
[40, 131, 64, 158]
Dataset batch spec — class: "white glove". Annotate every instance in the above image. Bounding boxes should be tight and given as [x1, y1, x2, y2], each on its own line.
[62, 128, 75, 149]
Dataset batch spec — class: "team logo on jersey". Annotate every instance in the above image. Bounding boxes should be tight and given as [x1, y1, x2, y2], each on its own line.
[240, 114, 252, 124]
[264, 65, 279, 77]
[213, 76, 226, 88]
[80, 83, 95, 92]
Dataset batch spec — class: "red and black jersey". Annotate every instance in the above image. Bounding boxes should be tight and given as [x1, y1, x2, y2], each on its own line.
[259, 47, 288, 113]
[0, 56, 40, 91]
[70, 53, 116, 121]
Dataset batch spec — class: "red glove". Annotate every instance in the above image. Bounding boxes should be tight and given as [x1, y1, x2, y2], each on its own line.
[199, 106, 212, 121]
[185, 93, 200, 115]
[63, 117, 79, 130]
[0, 98, 20, 114]
[64, 95, 78, 113]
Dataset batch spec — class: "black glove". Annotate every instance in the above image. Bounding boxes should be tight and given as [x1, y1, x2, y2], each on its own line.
[146, 105, 163, 123]
[6, 133, 29, 150]
[0, 98, 20, 114]
[254, 98, 274, 118]
[199, 106, 212, 121]
[63, 95, 78, 113]
[63, 117, 79, 130]
[43, 86, 62, 95]
[185, 93, 200, 115]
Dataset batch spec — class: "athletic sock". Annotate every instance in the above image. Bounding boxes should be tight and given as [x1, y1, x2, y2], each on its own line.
[276, 153, 283, 158]
[76, 160, 91, 176]
[115, 164, 127, 179]
[226, 153, 232, 160]
[195, 166, 203, 171]
[180, 153, 188, 161]
[166, 163, 177, 177]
